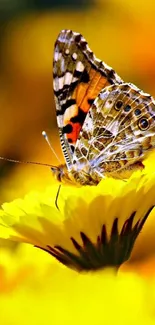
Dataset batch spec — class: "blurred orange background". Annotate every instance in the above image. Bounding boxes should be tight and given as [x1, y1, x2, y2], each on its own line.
[0, 0, 155, 270]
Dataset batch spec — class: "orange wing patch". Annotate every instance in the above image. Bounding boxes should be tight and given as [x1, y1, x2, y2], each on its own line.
[76, 70, 110, 112]
[63, 70, 110, 144]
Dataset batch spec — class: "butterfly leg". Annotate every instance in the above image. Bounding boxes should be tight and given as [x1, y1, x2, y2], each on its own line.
[55, 185, 61, 211]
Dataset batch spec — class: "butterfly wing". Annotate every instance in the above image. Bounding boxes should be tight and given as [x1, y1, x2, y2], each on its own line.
[73, 83, 155, 177]
[53, 29, 123, 169]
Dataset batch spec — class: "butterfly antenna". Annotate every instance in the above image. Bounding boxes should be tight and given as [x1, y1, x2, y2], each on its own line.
[0, 156, 54, 168]
[42, 131, 61, 163]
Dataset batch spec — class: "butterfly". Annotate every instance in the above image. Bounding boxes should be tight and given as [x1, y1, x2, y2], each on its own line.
[51, 29, 155, 185]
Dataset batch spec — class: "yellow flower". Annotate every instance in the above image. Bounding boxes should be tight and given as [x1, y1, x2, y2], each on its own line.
[0, 170, 155, 271]
[0, 243, 53, 293]
[0, 244, 155, 325]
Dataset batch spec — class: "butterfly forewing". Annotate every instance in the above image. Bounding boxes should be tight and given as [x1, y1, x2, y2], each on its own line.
[53, 29, 123, 169]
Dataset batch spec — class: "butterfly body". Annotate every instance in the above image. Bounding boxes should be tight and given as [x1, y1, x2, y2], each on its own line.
[52, 29, 155, 185]
[51, 158, 144, 186]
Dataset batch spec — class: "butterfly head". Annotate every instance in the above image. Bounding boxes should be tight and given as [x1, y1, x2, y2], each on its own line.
[51, 164, 75, 185]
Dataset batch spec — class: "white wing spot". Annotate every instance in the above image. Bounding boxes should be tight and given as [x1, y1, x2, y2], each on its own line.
[60, 57, 65, 72]
[72, 52, 78, 60]
[65, 49, 69, 55]
[58, 76, 64, 90]
[54, 51, 59, 61]
[65, 72, 73, 85]
[76, 61, 84, 72]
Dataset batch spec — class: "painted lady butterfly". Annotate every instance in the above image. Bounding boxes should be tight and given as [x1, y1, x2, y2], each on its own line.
[52, 29, 155, 185]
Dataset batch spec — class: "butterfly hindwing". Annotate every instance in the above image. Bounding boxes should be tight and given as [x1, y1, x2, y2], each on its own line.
[73, 83, 155, 175]
[53, 29, 123, 168]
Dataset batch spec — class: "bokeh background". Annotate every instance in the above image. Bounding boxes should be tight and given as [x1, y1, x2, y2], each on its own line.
[0, 0, 155, 273]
